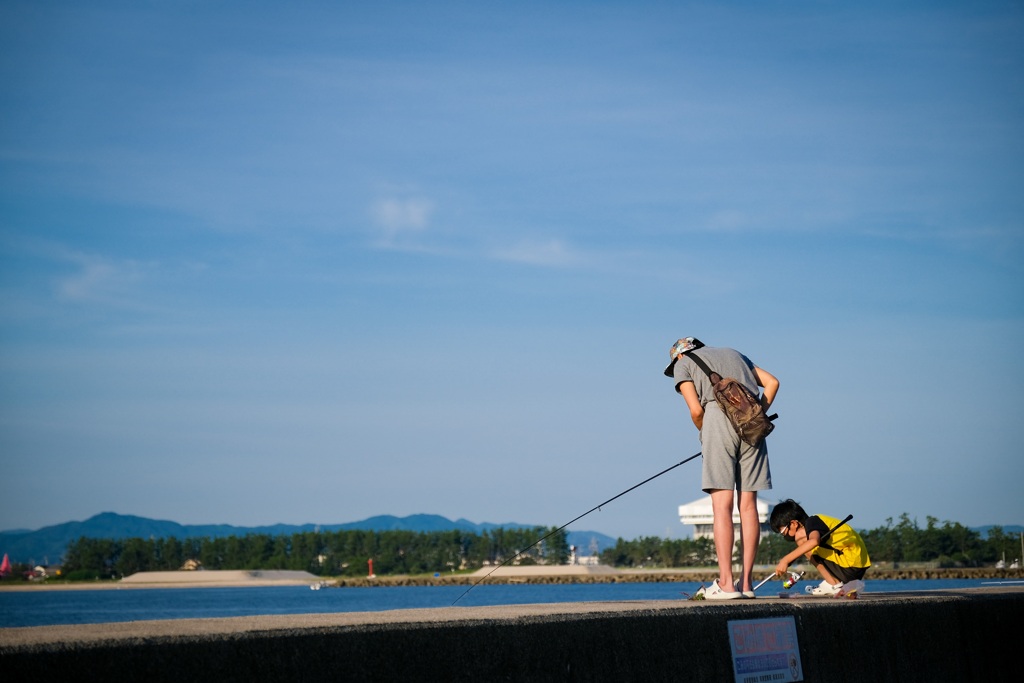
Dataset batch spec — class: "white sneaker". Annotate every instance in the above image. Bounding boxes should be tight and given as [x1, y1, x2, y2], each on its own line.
[807, 580, 844, 596]
[837, 579, 865, 597]
[704, 579, 743, 600]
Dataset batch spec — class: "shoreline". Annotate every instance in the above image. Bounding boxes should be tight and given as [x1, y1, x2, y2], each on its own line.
[1, 566, 1019, 591]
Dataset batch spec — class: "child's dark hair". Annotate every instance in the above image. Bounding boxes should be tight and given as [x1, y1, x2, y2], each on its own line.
[769, 499, 808, 532]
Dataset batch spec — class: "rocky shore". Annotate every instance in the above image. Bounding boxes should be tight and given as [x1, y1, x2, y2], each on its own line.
[328, 565, 1022, 587]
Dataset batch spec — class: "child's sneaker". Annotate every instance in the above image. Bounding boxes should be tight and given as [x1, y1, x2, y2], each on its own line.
[836, 579, 865, 598]
[806, 580, 844, 596]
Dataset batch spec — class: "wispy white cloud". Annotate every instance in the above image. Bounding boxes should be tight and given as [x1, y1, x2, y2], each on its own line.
[704, 209, 750, 232]
[53, 248, 150, 310]
[365, 194, 591, 269]
[488, 238, 583, 268]
[365, 187, 599, 268]
[369, 197, 434, 246]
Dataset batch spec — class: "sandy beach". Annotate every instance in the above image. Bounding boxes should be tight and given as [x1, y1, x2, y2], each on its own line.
[0, 569, 322, 591]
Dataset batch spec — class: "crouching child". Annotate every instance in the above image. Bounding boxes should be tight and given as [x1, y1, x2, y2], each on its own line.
[770, 498, 871, 596]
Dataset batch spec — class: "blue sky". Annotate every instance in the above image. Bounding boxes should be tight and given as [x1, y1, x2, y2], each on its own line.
[1, 1, 1021, 541]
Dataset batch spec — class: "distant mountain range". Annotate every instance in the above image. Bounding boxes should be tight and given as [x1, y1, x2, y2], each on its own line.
[0, 512, 618, 565]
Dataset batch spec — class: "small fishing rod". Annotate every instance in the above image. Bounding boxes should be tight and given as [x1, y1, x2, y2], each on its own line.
[451, 450, 703, 606]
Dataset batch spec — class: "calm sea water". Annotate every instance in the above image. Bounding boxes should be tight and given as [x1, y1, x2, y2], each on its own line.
[0, 579, 1008, 628]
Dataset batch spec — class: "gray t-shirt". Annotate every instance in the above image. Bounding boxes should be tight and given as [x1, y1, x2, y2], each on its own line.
[671, 347, 760, 406]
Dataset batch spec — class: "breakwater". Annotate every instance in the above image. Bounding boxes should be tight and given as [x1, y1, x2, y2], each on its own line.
[1, 586, 1019, 682]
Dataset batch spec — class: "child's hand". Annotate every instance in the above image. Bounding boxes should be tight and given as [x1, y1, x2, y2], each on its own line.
[774, 561, 788, 577]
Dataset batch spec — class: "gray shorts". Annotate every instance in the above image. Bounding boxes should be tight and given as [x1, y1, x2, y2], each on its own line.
[700, 402, 772, 493]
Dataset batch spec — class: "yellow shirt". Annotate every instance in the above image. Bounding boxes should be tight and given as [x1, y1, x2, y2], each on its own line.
[811, 514, 871, 569]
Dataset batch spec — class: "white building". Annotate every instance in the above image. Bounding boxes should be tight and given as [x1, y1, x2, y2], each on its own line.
[678, 496, 778, 540]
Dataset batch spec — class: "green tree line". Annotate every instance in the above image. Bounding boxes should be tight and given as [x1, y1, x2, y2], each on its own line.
[860, 514, 1019, 567]
[61, 527, 569, 580]
[600, 515, 1022, 569]
[49, 515, 1023, 580]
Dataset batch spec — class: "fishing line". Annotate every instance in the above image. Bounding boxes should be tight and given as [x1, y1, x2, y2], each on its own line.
[451, 450, 702, 606]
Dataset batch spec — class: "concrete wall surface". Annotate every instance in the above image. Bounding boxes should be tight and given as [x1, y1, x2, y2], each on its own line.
[1, 587, 1019, 682]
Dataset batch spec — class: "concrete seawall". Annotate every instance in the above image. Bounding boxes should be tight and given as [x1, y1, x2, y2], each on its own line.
[1, 587, 1019, 682]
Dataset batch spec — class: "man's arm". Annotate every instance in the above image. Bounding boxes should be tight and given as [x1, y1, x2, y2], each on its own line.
[678, 381, 704, 431]
[754, 367, 779, 410]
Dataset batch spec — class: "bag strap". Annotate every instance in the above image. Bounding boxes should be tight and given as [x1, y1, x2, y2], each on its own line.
[685, 352, 722, 384]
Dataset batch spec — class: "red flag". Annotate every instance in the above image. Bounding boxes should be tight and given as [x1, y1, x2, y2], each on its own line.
[0, 553, 11, 577]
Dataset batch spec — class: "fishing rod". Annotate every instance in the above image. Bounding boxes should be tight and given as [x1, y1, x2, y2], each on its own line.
[451, 450, 703, 606]
[753, 513, 854, 592]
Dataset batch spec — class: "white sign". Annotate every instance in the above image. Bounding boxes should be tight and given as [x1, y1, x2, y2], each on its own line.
[727, 616, 803, 683]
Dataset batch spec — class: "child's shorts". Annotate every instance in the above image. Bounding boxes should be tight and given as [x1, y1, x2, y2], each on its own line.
[817, 558, 868, 584]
